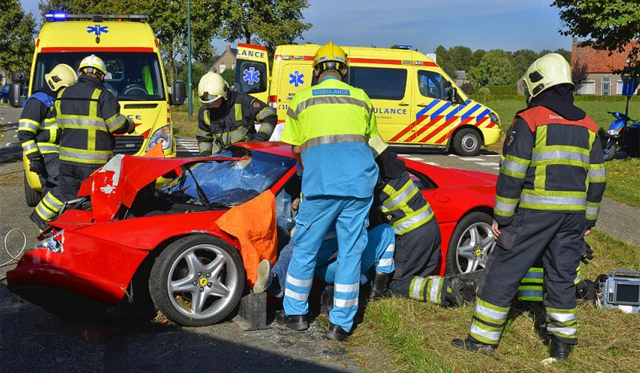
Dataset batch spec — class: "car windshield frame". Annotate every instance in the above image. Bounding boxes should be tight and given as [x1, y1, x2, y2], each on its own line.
[158, 147, 296, 207]
[32, 51, 166, 101]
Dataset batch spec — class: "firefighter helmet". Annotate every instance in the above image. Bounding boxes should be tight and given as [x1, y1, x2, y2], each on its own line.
[198, 72, 229, 105]
[79, 54, 107, 75]
[522, 53, 574, 100]
[313, 42, 348, 74]
[45, 64, 77, 91]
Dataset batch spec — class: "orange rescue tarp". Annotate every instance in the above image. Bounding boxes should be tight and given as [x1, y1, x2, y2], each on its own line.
[215, 190, 277, 287]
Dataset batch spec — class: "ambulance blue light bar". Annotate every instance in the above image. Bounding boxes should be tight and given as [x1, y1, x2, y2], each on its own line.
[396, 45, 414, 50]
[45, 13, 149, 22]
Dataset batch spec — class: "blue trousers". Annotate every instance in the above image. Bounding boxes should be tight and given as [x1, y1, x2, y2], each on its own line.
[283, 195, 373, 332]
[273, 224, 395, 290]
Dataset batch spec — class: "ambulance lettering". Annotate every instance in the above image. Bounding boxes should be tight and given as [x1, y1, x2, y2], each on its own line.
[239, 50, 265, 59]
[373, 107, 407, 115]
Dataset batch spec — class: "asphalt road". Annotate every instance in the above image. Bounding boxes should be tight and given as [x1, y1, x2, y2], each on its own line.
[1, 104, 639, 372]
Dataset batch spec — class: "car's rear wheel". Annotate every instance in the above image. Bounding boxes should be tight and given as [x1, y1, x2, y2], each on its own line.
[445, 211, 495, 275]
[149, 234, 245, 326]
[452, 128, 482, 156]
[24, 172, 42, 207]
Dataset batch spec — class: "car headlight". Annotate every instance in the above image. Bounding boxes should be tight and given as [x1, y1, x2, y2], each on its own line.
[489, 112, 500, 127]
[146, 125, 172, 151]
[35, 230, 64, 253]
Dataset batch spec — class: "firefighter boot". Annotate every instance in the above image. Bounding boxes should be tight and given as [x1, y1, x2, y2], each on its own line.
[443, 277, 464, 307]
[451, 337, 497, 355]
[549, 338, 572, 361]
[369, 273, 390, 301]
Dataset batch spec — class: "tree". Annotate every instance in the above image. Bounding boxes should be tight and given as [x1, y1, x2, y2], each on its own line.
[552, 0, 640, 74]
[448, 46, 473, 71]
[571, 59, 589, 93]
[512, 49, 538, 78]
[218, 0, 311, 52]
[38, 0, 222, 83]
[0, 0, 36, 76]
[468, 50, 517, 86]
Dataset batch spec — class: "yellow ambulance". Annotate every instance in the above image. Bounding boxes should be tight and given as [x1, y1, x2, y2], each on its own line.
[234, 43, 501, 156]
[21, 13, 183, 206]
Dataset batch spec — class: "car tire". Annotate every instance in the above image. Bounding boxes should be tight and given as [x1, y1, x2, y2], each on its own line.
[452, 127, 481, 156]
[149, 234, 245, 327]
[24, 172, 42, 207]
[445, 211, 495, 275]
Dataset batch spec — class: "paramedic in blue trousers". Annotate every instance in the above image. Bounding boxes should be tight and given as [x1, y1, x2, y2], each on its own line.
[452, 53, 606, 361]
[277, 42, 379, 341]
[19, 64, 77, 229]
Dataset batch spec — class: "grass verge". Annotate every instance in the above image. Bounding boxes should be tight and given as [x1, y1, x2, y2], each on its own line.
[350, 229, 640, 373]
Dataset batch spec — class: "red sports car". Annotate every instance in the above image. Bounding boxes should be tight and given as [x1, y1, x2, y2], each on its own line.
[8, 142, 497, 326]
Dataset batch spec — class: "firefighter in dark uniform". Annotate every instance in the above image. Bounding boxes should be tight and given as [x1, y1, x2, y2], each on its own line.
[195, 72, 277, 155]
[56, 54, 135, 201]
[19, 64, 77, 229]
[368, 136, 466, 307]
[452, 53, 606, 361]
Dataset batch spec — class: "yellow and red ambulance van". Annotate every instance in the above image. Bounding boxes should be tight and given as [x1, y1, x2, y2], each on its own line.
[21, 13, 182, 206]
[234, 43, 501, 156]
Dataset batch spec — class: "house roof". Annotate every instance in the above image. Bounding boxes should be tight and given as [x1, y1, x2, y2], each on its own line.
[571, 41, 639, 74]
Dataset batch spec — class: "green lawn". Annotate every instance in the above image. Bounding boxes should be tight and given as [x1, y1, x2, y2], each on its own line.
[351, 229, 640, 373]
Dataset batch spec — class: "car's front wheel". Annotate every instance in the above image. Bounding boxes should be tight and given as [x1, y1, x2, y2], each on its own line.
[445, 211, 495, 275]
[149, 235, 245, 326]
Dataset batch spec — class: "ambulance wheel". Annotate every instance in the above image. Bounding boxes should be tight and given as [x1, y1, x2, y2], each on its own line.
[24, 172, 42, 207]
[149, 234, 245, 327]
[452, 128, 481, 156]
[446, 211, 495, 275]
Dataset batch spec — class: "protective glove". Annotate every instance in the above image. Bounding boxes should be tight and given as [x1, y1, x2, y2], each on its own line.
[29, 156, 46, 176]
[580, 242, 594, 265]
[254, 132, 270, 142]
[126, 117, 136, 134]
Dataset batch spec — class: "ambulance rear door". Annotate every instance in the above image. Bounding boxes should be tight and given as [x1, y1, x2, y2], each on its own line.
[234, 43, 270, 104]
[271, 54, 315, 125]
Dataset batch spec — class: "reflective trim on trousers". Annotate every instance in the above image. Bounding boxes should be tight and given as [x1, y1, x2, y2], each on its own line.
[335, 283, 359, 293]
[411, 277, 426, 301]
[334, 297, 358, 308]
[300, 134, 366, 153]
[469, 323, 502, 345]
[286, 273, 313, 288]
[284, 288, 309, 301]
[429, 276, 442, 304]
[475, 298, 509, 322]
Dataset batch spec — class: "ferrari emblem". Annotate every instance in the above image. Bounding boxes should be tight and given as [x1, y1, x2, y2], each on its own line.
[475, 249, 482, 257]
[199, 277, 208, 286]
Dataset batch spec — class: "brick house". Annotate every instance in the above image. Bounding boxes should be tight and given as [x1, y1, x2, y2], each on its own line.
[571, 38, 639, 96]
[211, 45, 238, 73]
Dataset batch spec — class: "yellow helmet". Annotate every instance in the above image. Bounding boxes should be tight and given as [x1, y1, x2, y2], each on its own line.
[198, 72, 229, 105]
[45, 64, 77, 91]
[79, 54, 106, 75]
[313, 42, 348, 73]
[522, 53, 574, 100]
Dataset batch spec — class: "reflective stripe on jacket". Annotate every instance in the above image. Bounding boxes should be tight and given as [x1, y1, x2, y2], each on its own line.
[378, 171, 434, 235]
[18, 92, 59, 159]
[55, 75, 131, 166]
[494, 106, 606, 227]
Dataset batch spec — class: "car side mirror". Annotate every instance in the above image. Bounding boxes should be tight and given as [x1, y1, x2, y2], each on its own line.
[170, 80, 186, 105]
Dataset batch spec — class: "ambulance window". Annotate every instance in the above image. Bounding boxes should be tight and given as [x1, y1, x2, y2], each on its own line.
[235, 60, 267, 94]
[418, 71, 453, 101]
[349, 67, 407, 100]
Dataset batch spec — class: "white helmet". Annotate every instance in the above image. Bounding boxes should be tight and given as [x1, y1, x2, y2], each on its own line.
[522, 53, 574, 100]
[45, 64, 77, 91]
[79, 54, 106, 75]
[198, 72, 228, 105]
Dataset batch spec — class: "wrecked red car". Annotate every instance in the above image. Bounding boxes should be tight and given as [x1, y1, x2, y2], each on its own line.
[8, 142, 497, 326]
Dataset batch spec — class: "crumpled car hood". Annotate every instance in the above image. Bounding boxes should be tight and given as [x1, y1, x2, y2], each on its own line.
[77, 154, 209, 222]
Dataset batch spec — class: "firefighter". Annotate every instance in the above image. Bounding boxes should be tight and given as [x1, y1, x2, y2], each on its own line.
[452, 53, 606, 361]
[367, 137, 469, 307]
[19, 64, 77, 229]
[56, 54, 135, 202]
[195, 72, 276, 155]
[277, 42, 379, 341]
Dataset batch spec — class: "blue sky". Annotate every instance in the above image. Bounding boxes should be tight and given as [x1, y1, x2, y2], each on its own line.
[21, 0, 572, 54]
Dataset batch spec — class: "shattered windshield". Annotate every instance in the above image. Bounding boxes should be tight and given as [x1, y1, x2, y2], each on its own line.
[159, 148, 296, 207]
